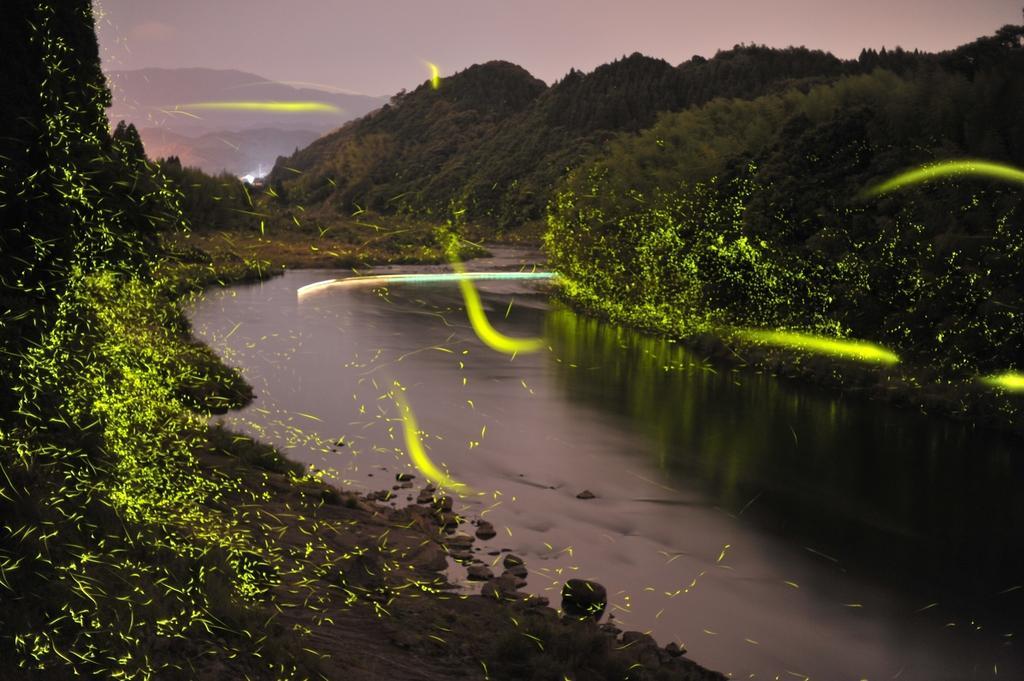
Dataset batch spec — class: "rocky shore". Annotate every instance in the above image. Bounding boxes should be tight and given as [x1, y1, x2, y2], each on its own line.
[203, 430, 726, 680]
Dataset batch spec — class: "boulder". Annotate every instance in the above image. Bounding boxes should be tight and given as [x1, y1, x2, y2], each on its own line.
[481, 574, 520, 601]
[502, 553, 524, 569]
[576, 489, 596, 500]
[437, 512, 461, 529]
[446, 533, 474, 548]
[665, 641, 686, 657]
[503, 563, 527, 579]
[466, 565, 493, 581]
[501, 570, 528, 588]
[396, 472, 415, 482]
[475, 520, 496, 540]
[415, 542, 450, 572]
[561, 579, 607, 620]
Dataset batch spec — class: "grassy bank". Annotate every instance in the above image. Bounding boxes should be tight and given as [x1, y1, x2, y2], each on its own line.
[0, 248, 727, 680]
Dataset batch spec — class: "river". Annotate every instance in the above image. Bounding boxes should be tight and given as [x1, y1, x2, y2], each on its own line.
[188, 249, 1023, 681]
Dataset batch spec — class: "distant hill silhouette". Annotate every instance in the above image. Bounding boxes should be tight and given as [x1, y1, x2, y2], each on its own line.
[138, 126, 320, 177]
[105, 67, 387, 175]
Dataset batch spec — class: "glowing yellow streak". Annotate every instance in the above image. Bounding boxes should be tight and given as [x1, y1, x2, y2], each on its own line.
[982, 372, 1024, 392]
[392, 390, 468, 492]
[452, 263, 545, 355]
[736, 329, 900, 365]
[866, 159, 1024, 195]
[427, 62, 441, 90]
[175, 101, 342, 113]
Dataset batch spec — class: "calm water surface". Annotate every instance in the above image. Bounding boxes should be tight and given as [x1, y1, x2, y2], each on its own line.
[189, 256, 1023, 681]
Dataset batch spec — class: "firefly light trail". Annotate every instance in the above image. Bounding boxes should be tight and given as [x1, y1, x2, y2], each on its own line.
[391, 387, 469, 493]
[427, 62, 441, 90]
[451, 262, 546, 356]
[866, 159, 1024, 195]
[175, 101, 343, 113]
[734, 329, 900, 365]
[982, 372, 1024, 392]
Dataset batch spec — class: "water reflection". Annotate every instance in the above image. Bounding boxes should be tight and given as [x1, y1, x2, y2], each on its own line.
[190, 270, 1024, 680]
[544, 305, 1024, 603]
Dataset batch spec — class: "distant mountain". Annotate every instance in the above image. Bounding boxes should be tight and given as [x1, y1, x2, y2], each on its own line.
[268, 46, 858, 228]
[104, 67, 388, 174]
[138, 127, 319, 177]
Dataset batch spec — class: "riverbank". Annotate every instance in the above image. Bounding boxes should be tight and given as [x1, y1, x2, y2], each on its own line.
[162, 220, 493, 273]
[549, 279, 1024, 440]
[166, 252, 728, 680]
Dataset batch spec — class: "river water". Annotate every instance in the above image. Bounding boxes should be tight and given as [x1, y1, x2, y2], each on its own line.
[188, 251, 1023, 681]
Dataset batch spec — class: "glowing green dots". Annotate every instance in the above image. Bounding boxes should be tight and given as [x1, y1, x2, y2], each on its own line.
[982, 372, 1024, 392]
[866, 159, 1024, 196]
[174, 101, 343, 114]
[427, 62, 441, 90]
[735, 329, 900, 365]
[392, 387, 469, 492]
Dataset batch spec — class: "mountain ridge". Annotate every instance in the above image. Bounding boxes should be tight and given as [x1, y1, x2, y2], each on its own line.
[267, 45, 872, 228]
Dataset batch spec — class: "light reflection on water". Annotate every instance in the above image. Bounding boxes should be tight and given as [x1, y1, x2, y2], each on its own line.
[189, 266, 1023, 681]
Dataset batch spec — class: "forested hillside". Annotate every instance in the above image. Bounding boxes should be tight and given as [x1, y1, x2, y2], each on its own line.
[269, 45, 864, 229]
[0, 4, 315, 676]
[546, 26, 1024, 379]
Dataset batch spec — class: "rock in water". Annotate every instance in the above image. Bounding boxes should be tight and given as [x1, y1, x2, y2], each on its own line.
[561, 578, 607, 620]
[665, 641, 686, 657]
[466, 565, 493, 581]
[481, 574, 520, 601]
[502, 553, 524, 569]
[504, 563, 527, 579]
[576, 489, 596, 500]
[475, 520, 496, 539]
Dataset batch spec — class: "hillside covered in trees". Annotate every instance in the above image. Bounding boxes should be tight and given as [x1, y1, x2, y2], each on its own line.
[269, 23, 1024, 421]
[268, 44, 864, 229]
[546, 25, 1024, 398]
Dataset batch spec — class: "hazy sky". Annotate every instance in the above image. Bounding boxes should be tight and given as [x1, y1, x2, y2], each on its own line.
[96, 0, 1021, 96]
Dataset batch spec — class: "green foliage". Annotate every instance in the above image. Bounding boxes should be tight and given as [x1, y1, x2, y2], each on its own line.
[546, 27, 1024, 376]
[270, 46, 866, 231]
[0, 2, 185, 412]
[159, 156, 265, 232]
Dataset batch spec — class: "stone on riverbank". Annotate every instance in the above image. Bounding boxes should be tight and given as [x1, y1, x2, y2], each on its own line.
[561, 578, 607, 620]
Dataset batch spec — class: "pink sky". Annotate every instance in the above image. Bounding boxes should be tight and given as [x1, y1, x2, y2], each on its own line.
[96, 0, 1022, 96]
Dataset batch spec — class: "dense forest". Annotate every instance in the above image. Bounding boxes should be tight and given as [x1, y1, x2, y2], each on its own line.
[264, 24, 1024, 385]
[546, 26, 1024, 379]
[268, 45, 866, 229]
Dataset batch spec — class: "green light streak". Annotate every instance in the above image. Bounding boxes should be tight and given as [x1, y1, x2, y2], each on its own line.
[427, 62, 441, 90]
[392, 388, 468, 492]
[452, 262, 547, 355]
[175, 101, 343, 113]
[735, 329, 900, 365]
[866, 159, 1024, 195]
[982, 372, 1024, 392]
